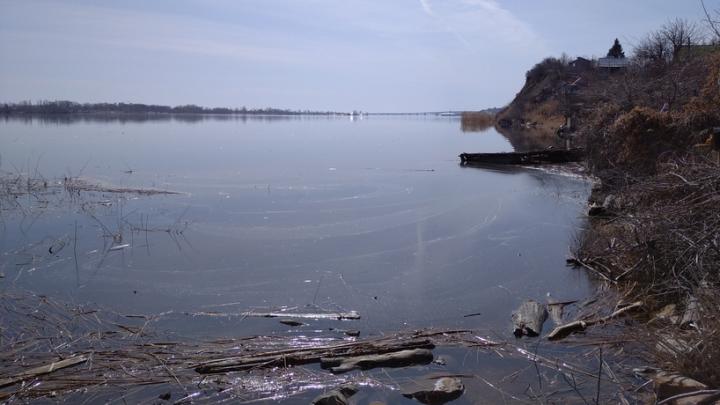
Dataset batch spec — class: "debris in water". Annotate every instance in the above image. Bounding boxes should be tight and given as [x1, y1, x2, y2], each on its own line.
[244, 310, 361, 320]
[279, 319, 304, 327]
[321, 348, 434, 374]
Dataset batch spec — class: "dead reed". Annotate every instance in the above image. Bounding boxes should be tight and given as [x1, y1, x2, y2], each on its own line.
[574, 153, 720, 388]
[461, 111, 495, 132]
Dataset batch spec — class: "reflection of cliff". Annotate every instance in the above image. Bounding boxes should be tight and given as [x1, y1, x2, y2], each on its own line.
[495, 126, 563, 152]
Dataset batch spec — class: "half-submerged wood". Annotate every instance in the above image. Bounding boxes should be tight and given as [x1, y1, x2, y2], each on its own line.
[512, 300, 548, 337]
[460, 148, 584, 165]
[194, 337, 434, 374]
[321, 348, 433, 374]
[547, 301, 643, 340]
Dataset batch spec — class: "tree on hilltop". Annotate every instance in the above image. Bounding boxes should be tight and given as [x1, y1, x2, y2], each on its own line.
[607, 38, 625, 58]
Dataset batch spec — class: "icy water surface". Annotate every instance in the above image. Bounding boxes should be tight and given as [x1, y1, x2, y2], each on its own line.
[1, 115, 597, 403]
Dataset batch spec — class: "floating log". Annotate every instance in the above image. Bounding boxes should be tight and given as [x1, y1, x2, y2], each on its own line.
[460, 148, 585, 165]
[512, 300, 548, 337]
[321, 348, 433, 374]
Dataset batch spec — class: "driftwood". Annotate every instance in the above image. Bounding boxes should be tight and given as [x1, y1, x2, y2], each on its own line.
[459, 148, 584, 166]
[547, 301, 643, 340]
[0, 355, 88, 389]
[321, 348, 433, 374]
[512, 300, 548, 337]
[242, 310, 361, 320]
[194, 338, 434, 374]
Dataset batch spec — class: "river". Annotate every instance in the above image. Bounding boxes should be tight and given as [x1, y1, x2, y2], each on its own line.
[1, 114, 595, 403]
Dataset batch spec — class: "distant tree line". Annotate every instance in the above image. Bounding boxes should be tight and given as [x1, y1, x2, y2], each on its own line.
[0, 100, 343, 116]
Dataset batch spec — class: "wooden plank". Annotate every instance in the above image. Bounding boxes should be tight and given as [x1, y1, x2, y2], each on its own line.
[0, 355, 88, 388]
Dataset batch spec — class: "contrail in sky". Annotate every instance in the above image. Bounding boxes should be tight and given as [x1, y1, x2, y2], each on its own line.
[419, 0, 434, 16]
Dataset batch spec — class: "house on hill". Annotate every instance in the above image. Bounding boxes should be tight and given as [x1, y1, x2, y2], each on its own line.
[569, 57, 593, 71]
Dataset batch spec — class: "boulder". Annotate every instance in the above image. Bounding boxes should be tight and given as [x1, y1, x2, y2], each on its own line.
[312, 384, 358, 405]
[402, 377, 464, 405]
[512, 300, 548, 337]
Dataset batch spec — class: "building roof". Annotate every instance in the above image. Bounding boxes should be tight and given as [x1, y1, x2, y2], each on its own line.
[598, 57, 630, 68]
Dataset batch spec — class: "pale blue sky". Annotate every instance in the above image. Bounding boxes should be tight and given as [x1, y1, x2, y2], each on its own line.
[0, 0, 709, 112]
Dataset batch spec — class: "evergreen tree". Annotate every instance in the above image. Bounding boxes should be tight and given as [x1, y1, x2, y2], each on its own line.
[607, 38, 625, 58]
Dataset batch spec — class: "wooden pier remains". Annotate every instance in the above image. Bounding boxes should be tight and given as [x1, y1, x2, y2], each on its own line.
[459, 148, 585, 166]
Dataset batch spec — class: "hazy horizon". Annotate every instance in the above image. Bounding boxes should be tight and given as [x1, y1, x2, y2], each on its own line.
[0, 0, 708, 112]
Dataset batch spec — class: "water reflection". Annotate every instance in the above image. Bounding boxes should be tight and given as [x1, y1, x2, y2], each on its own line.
[0, 116, 591, 340]
[0, 113, 342, 125]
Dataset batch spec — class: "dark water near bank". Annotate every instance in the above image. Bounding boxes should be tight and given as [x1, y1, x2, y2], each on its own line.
[1, 115, 594, 402]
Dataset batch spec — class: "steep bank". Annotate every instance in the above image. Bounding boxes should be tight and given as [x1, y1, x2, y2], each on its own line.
[502, 50, 720, 395]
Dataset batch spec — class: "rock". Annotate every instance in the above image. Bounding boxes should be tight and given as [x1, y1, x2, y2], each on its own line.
[655, 334, 693, 356]
[512, 300, 548, 337]
[432, 356, 448, 366]
[321, 348, 433, 374]
[602, 194, 616, 210]
[312, 384, 358, 405]
[651, 304, 679, 324]
[588, 203, 605, 216]
[653, 371, 708, 402]
[402, 377, 464, 405]
[344, 330, 360, 337]
[279, 319, 304, 327]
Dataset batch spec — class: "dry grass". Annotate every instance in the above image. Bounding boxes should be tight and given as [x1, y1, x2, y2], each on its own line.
[460, 111, 495, 132]
[575, 153, 720, 387]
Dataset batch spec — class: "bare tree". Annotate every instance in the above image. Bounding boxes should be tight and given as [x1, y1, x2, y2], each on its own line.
[634, 31, 671, 63]
[701, 0, 720, 41]
[660, 18, 703, 59]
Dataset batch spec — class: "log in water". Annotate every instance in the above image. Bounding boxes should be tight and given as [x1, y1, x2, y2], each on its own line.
[460, 148, 585, 165]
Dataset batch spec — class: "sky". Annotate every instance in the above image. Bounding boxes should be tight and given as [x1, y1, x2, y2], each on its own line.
[0, 0, 711, 112]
